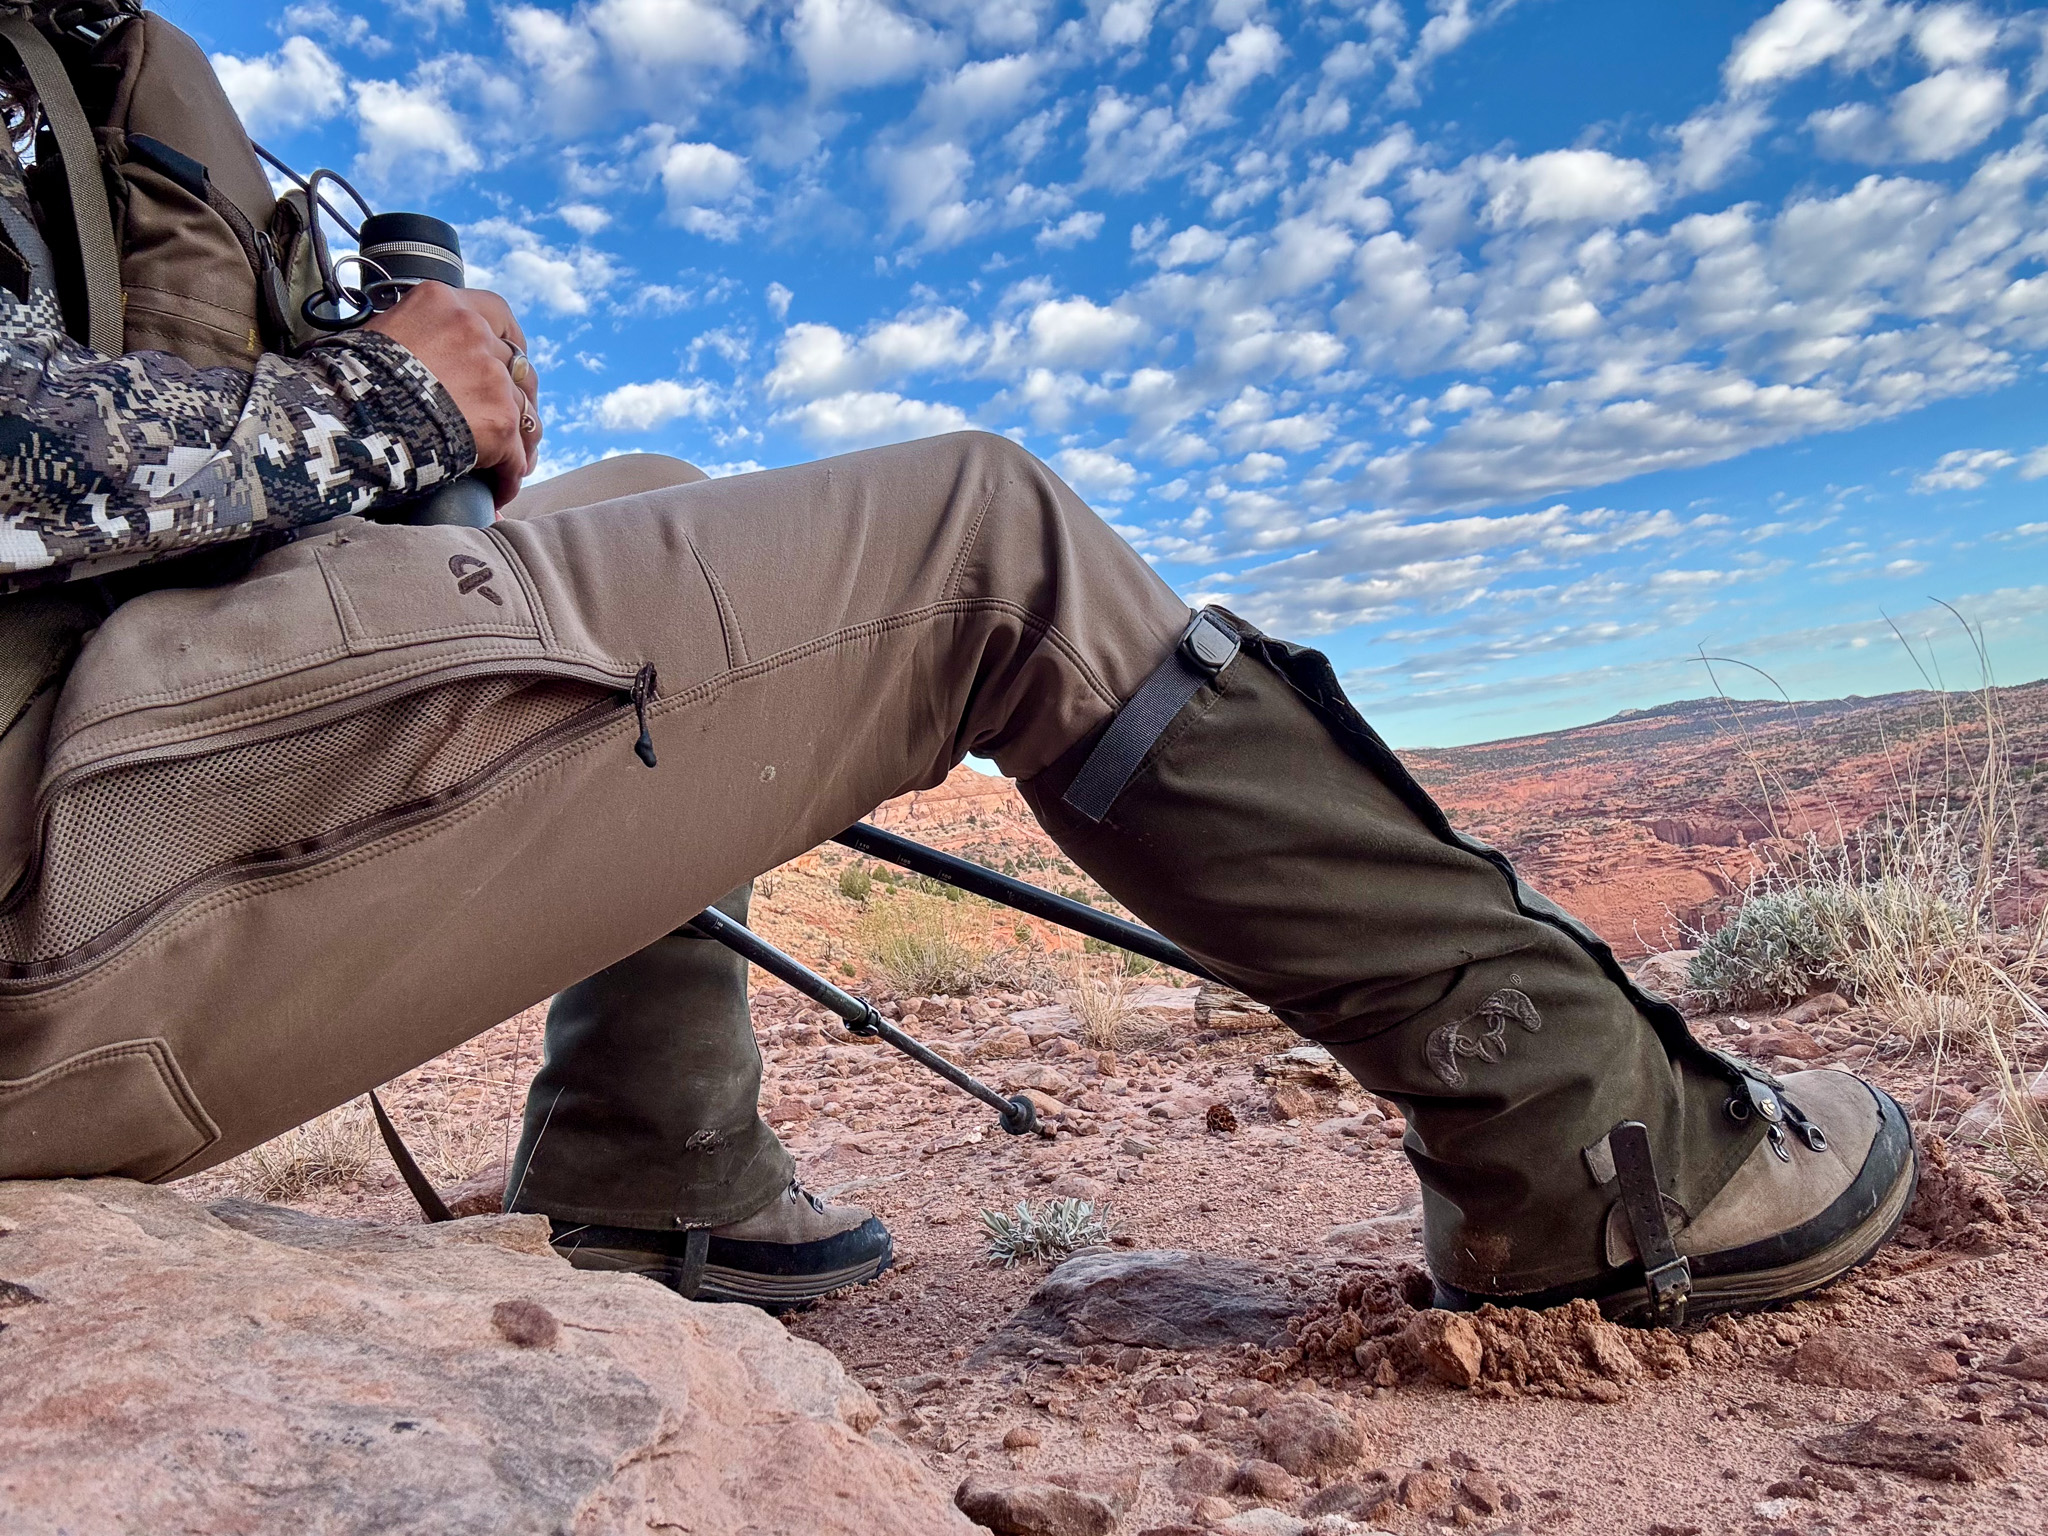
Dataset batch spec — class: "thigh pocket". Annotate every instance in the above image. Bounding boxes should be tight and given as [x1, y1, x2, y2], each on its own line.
[0, 1037, 218, 1180]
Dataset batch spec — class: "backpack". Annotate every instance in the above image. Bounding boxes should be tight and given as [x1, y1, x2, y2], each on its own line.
[2, 0, 322, 369]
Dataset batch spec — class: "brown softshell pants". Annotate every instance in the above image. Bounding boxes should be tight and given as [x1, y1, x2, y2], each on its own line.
[0, 434, 1187, 1182]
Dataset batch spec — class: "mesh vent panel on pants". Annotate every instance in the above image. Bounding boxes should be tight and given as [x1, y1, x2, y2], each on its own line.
[0, 675, 613, 966]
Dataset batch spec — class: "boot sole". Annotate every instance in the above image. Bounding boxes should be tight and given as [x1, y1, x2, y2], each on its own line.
[1436, 1084, 1918, 1326]
[557, 1229, 894, 1314]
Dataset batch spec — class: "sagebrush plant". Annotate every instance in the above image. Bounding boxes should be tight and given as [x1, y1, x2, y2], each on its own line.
[837, 863, 873, 903]
[1686, 615, 2047, 1179]
[228, 1100, 378, 1202]
[980, 1197, 1113, 1266]
[854, 888, 993, 995]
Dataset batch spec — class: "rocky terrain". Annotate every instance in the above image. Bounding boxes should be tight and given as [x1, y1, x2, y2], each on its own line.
[30, 680, 2047, 1535]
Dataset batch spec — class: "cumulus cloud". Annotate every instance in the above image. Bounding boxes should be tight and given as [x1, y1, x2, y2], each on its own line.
[213, 37, 348, 137]
[353, 77, 480, 187]
[658, 141, 753, 237]
[1036, 211, 1105, 249]
[766, 309, 984, 399]
[1051, 446, 1140, 498]
[787, 0, 948, 95]
[1478, 150, 1662, 227]
[776, 390, 971, 447]
[594, 379, 719, 431]
[1673, 101, 1772, 191]
[465, 221, 619, 315]
[1183, 23, 1286, 127]
[1723, 0, 1914, 92]
[1811, 66, 2010, 161]
[1018, 297, 1145, 369]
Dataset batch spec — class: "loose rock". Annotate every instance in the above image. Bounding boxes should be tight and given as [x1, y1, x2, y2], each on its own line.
[955, 1475, 1117, 1536]
[1230, 1458, 1303, 1502]
[488, 1297, 559, 1349]
[984, 1250, 1298, 1355]
[1256, 1393, 1364, 1475]
[1802, 1412, 2014, 1483]
[1782, 1328, 1960, 1390]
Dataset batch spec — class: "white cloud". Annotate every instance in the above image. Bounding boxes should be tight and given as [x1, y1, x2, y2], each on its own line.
[1811, 65, 2010, 162]
[1036, 211, 1105, 249]
[1674, 101, 1772, 191]
[558, 203, 611, 235]
[1911, 446, 2013, 490]
[594, 379, 718, 432]
[465, 222, 619, 315]
[1890, 66, 2009, 159]
[658, 141, 753, 237]
[1183, 23, 1286, 127]
[921, 54, 1042, 129]
[352, 77, 480, 187]
[766, 309, 984, 399]
[1052, 446, 1139, 498]
[213, 37, 347, 137]
[777, 390, 971, 446]
[1387, 0, 1509, 107]
[1090, 0, 1159, 49]
[1153, 225, 1231, 269]
[873, 139, 982, 247]
[588, 0, 751, 75]
[1020, 297, 1145, 369]
[1723, 0, 1913, 92]
[1479, 150, 1661, 227]
[766, 282, 793, 320]
[1084, 92, 1189, 190]
[2017, 445, 2048, 480]
[391, 0, 467, 22]
[1914, 4, 2003, 67]
[787, 0, 947, 95]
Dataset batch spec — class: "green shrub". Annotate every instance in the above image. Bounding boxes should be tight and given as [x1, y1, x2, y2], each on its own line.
[855, 891, 991, 995]
[838, 864, 873, 902]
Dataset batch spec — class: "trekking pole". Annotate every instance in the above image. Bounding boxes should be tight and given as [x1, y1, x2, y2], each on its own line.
[831, 822, 1222, 984]
[687, 905, 1039, 1137]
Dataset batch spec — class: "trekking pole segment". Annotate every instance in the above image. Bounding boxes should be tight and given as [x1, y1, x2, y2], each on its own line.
[832, 822, 1221, 984]
[686, 905, 1038, 1137]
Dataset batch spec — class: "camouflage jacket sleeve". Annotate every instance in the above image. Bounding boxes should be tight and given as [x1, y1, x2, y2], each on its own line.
[0, 150, 477, 595]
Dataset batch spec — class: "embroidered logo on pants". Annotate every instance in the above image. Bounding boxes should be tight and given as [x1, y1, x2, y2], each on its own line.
[448, 552, 504, 606]
[1424, 988, 1542, 1087]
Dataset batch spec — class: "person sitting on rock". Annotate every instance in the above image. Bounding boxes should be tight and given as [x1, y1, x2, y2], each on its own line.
[1, 171, 1913, 1325]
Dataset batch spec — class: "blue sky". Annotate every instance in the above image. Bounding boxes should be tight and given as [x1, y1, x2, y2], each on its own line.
[181, 0, 2048, 746]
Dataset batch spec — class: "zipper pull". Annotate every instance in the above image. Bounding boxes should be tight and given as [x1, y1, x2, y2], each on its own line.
[629, 664, 658, 768]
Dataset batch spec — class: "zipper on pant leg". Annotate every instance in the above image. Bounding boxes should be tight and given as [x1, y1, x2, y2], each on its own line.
[628, 664, 659, 769]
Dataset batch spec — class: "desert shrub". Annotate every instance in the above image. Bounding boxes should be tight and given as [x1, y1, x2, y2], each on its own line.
[228, 1100, 378, 1202]
[1060, 949, 1136, 1049]
[855, 889, 992, 995]
[838, 864, 872, 903]
[1688, 884, 1860, 1010]
[980, 1197, 1113, 1266]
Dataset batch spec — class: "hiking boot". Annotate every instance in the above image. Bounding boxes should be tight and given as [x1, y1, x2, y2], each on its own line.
[1024, 609, 1916, 1326]
[549, 1178, 894, 1313]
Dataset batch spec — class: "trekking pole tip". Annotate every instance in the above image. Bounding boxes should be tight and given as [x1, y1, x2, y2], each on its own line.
[999, 1095, 1039, 1136]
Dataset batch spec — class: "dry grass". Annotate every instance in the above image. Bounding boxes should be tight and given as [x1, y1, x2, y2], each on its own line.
[855, 888, 997, 996]
[1688, 615, 2048, 1179]
[225, 1100, 379, 1202]
[1059, 948, 1138, 1050]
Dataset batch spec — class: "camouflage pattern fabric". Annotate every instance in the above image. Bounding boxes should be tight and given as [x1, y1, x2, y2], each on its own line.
[0, 148, 476, 595]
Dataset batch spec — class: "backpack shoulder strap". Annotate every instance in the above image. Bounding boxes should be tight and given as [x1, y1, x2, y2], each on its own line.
[0, 13, 120, 354]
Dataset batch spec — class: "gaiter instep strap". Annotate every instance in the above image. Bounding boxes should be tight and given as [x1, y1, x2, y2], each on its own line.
[1610, 1119, 1691, 1327]
[1063, 608, 1240, 822]
[677, 1228, 711, 1299]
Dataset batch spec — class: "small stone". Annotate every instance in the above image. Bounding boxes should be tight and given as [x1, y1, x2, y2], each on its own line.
[1168, 1399, 1202, 1428]
[1215, 1511, 1308, 1536]
[1003, 1425, 1042, 1450]
[1206, 1103, 1238, 1134]
[1122, 1137, 1160, 1158]
[979, 1027, 1035, 1059]
[1171, 1449, 1236, 1496]
[1256, 1393, 1363, 1476]
[1302, 1482, 1369, 1517]
[955, 1473, 1118, 1536]
[1458, 1469, 1516, 1514]
[1403, 1310, 1484, 1389]
[1269, 1084, 1317, 1123]
[488, 1298, 558, 1349]
[441, 1164, 507, 1219]
[1803, 1412, 2014, 1483]
[1399, 1469, 1456, 1511]
[1785, 1329, 1961, 1390]
[1191, 1495, 1236, 1525]
[1229, 1459, 1302, 1503]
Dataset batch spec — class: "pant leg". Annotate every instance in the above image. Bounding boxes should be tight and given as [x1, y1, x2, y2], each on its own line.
[0, 432, 1187, 1179]
[507, 882, 792, 1229]
[503, 460, 791, 1229]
